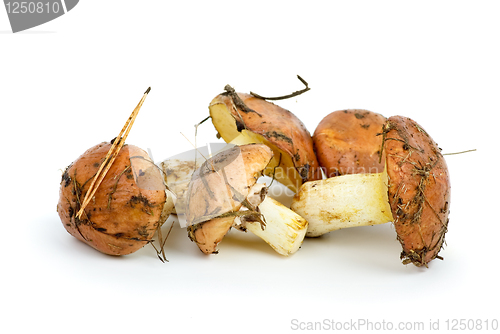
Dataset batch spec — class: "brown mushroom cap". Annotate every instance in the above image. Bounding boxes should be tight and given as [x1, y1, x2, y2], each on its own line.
[383, 116, 450, 267]
[57, 142, 167, 256]
[209, 91, 320, 191]
[313, 109, 386, 177]
[186, 143, 273, 254]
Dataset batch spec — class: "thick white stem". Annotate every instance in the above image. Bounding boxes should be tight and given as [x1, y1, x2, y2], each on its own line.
[291, 170, 393, 237]
[245, 196, 308, 256]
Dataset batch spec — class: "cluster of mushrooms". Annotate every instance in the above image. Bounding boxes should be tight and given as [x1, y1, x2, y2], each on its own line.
[57, 82, 450, 267]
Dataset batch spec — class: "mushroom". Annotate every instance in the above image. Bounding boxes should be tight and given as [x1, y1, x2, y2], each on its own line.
[57, 142, 175, 256]
[313, 109, 387, 177]
[291, 116, 450, 267]
[208, 86, 320, 193]
[186, 143, 308, 256]
[57, 88, 176, 257]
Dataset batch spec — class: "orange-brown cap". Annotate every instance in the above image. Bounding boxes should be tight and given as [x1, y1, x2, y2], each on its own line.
[186, 144, 273, 254]
[383, 116, 450, 267]
[209, 90, 320, 192]
[313, 109, 386, 177]
[57, 142, 167, 256]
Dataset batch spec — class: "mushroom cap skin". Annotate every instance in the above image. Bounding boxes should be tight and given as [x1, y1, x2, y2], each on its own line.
[209, 92, 320, 191]
[187, 216, 235, 255]
[57, 142, 168, 256]
[383, 116, 450, 267]
[186, 143, 273, 254]
[313, 109, 386, 177]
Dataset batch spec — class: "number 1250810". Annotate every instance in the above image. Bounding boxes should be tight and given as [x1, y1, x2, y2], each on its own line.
[5, 2, 61, 14]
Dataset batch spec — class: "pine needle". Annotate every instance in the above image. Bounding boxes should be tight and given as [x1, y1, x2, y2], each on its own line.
[76, 87, 151, 219]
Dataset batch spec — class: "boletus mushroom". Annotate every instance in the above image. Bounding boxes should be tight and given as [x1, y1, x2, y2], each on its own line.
[313, 109, 387, 177]
[57, 142, 175, 256]
[186, 143, 308, 256]
[291, 116, 450, 267]
[208, 86, 320, 193]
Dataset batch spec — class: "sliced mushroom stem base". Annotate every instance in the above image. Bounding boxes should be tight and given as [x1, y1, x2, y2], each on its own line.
[291, 169, 393, 237]
[244, 196, 308, 256]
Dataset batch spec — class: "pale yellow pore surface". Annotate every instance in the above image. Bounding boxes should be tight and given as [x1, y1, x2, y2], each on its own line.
[210, 102, 302, 193]
[291, 170, 393, 237]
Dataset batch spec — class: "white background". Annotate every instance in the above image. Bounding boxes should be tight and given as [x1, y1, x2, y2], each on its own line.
[1, 1, 499, 333]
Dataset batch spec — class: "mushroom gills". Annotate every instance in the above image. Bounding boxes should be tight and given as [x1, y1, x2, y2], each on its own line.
[291, 168, 393, 237]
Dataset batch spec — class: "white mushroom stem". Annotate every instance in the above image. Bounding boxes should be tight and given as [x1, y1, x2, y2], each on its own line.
[246, 196, 308, 256]
[159, 189, 176, 225]
[159, 158, 201, 216]
[234, 183, 308, 256]
[291, 169, 393, 237]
